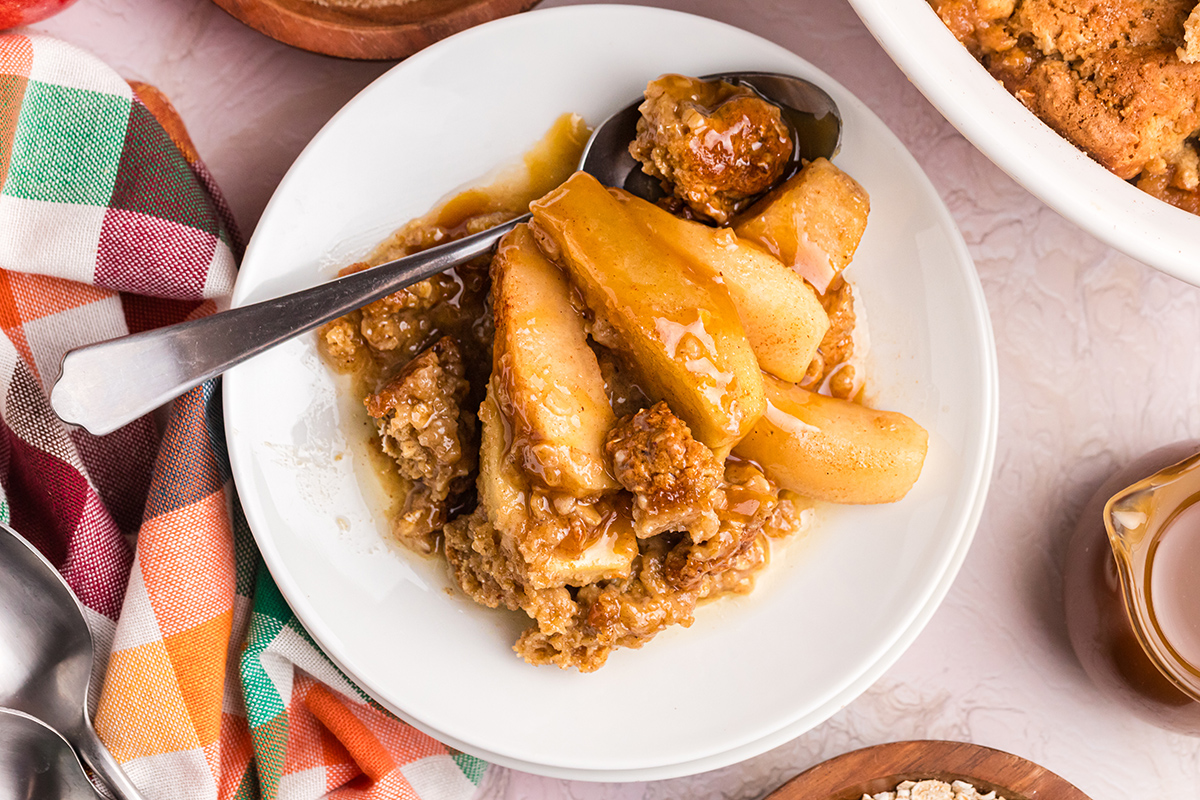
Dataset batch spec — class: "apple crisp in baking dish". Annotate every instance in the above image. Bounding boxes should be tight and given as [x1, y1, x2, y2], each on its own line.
[929, 0, 1200, 214]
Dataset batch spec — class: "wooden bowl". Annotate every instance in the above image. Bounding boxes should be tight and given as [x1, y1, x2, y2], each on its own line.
[766, 741, 1093, 800]
[209, 0, 541, 60]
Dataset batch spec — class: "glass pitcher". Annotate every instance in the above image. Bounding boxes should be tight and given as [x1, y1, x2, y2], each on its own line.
[1065, 442, 1200, 734]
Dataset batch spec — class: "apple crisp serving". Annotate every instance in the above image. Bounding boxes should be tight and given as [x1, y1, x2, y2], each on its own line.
[928, 0, 1200, 214]
[319, 76, 928, 671]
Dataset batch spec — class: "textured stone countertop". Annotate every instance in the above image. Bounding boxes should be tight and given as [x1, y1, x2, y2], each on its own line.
[32, 0, 1200, 797]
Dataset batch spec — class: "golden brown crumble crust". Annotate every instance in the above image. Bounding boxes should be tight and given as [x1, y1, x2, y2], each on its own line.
[605, 402, 724, 540]
[444, 505, 526, 611]
[443, 394, 798, 672]
[365, 336, 477, 551]
[929, 0, 1200, 211]
[516, 536, 699, 672]
[663, 459, 778, 592]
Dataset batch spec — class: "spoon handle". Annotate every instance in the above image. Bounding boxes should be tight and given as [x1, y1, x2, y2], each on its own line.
[50, 214, 528, 436]
[77, 724, 148, 800]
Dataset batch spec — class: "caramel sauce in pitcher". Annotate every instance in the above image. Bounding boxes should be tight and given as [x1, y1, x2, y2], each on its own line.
[1065, 443, 1200, 733]
[1147, 495, 1200, 678]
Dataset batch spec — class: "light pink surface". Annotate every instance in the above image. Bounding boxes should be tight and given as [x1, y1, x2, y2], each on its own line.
[32, 0, 1200, 797]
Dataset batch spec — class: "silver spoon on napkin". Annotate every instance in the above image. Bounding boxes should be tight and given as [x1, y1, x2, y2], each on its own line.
[0, 709, 103, 800]
[0, 523, 148, 800]
[50, 72, 840, 436]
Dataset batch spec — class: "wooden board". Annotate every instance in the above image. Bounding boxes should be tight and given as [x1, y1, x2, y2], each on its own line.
[209, 0, 540, 60]
[765, 740, 1093, 800]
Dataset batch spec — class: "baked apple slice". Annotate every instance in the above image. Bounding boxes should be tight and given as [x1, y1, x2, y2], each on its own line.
[491, 224, 618, 497]
[734, 373, 927, 504]
[733, 158, 869, 294]
[530, 171, 765, 453]
[619, 192, 829, 384]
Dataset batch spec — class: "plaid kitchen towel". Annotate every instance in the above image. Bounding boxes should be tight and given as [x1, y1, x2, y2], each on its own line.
[0, 32, 488, 800]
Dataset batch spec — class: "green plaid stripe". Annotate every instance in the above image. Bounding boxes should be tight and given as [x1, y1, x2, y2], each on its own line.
[241, 564, 291, 800]
[453, 752, 488, 785]
[109, 100, 218, 235]
[242, 562, 290, 729]
[232, 762, 259, 800]
[252, 714, 289, 800]
[4, 80, 129, 206]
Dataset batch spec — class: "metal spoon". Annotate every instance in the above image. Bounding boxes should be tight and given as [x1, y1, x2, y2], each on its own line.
[50, 72, 841, 436]
[0, 523, 147, 800]
[0, 709, 102, 800]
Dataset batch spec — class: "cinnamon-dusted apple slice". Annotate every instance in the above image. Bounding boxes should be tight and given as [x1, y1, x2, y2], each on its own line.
[619, 193, 829, 384]
[733, 158, 869, 295]
[530, 171, 764, 453]
[734, 373, 927, 504]
[491, 224, 618, 497]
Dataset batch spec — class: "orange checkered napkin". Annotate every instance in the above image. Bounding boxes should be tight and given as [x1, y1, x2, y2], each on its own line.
[97, 385, 487, 800]
[0, 32, 488, 800]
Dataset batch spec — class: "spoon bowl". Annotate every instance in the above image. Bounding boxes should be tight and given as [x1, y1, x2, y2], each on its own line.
[0, 709, 100, 800]
[580, 71, 841, 199]
[50, 71, 841, 436]
[0, 526, 93, 738]
[0, 524, 146, 800]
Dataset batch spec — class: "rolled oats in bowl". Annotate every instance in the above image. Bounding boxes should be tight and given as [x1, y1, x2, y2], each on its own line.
[865, 779, 1007, 800]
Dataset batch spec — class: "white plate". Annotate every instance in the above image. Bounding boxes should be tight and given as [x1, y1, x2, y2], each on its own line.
[847, 0, 1200, 286]
[224, 4, 998, 780]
